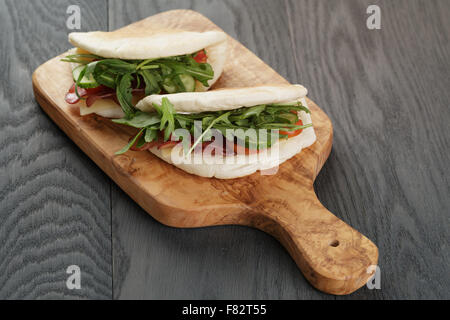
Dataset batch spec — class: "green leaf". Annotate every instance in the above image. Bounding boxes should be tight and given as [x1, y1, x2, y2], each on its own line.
[112, 111, 161, 128]
[139, 70, 161, 96]
[74, 66, 88, 99]
[161, 60, 214, 87]
[96, 59, 137, 74]
[230, 105, 266, 121]
[258, 123, 313, 130]
[115, 128, 144, 155]
[159, 98, 176, 141]
[187, 111, 232, 156]
[266, 102, 311, 114]
[136, 59, 157, 70]
[61, 53, 102, 64]
[140, 65, 160, 70]
[145, 128, 158, 143]
[116, 74, 135, 118]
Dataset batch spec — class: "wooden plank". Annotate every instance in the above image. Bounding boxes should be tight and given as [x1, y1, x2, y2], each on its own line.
[0, 0, 112, 299]
[109, 0, 346, 299]
[286, 0, 450, 299]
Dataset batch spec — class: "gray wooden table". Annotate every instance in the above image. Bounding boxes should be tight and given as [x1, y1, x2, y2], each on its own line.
[0, 0, 448, 300]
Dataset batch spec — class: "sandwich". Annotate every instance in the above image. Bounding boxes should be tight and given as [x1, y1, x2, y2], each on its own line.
[62, 29, 228, 118]
[112, 85, 317, 179]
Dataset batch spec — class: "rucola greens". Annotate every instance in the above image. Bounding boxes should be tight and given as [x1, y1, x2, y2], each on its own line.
[61, 52, 214, 118]
[112, 98, 313, 155]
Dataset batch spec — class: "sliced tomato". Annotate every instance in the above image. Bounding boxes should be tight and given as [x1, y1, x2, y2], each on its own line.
[280, 119, 304, 138]
[193, 50, 208, 63]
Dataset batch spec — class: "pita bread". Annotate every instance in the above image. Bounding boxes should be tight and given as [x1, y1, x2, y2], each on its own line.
[136, 85, 308, 113]
[68, 29, 227, 89]
[136, 85, 316, 179]
[67, 30, 228, 115]
[149, 98, 316, 179]
[69, 30, 226, 60]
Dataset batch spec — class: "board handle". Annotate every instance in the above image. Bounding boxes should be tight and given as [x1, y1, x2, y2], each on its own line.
[256, 190, 378, 295]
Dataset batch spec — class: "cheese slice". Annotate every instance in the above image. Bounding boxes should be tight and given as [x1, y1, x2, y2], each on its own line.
[79, 99, 124, 118]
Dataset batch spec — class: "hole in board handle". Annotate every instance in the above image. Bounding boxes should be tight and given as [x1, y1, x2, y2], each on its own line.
[330, 240, 340, 247]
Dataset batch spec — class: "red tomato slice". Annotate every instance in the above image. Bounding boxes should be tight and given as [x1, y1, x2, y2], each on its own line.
[280, 119, 304, 138]
[193, 50, 208, 63]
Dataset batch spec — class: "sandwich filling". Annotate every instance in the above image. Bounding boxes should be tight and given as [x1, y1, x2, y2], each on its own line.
[62, 49, 214, 118]
[112, 97, 313, 156]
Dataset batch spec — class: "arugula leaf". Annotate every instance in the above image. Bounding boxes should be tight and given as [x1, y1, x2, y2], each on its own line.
[96, 59, 137, 74]
[116, 74, 135, 118]
[113, 99, 314, 154]
[94, 65, 118, 88]
[160, 60, 214, 87]
[139, 70, 161, 96]
[266, 103, 311, 114]
[159, 98, 176, 141]
[112, 111, 161, 128]
[74, 66, 89, 99]
[258, 123, 313, 130]
[115, 128, 145, 155]
[61, 54, 102, 64]
[187, 111, 232, 156]
[230, 105, 266, 121]
[145, 128, 158, 143]
[136, 59, 157, 70]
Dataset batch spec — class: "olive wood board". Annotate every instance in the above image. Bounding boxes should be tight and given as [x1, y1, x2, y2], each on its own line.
[32, 9, 378, 295]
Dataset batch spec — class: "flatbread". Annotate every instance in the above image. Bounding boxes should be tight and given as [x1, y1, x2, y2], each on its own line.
[149, 98, 316, 179]
[68, 30, 227, 60]
[135, 85, 315, 178]
[69, 30, 227, 88]
[136, 85, 308, 113]
[67, 30, 228, 116]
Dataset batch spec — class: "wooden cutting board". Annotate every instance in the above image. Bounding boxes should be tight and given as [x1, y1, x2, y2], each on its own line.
[32, 9, 378, 295]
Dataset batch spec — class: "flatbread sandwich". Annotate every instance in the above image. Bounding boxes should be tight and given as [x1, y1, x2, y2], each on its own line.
[112, 85, 317, 179]
[62, 28, 228, 118]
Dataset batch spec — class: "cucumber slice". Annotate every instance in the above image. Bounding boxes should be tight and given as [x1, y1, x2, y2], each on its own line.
[276, 112, 298, 124]
[163, 74, 195, 93]
[72, 65, 99, 89]
[178, 74, 195, 92]
[163, 78, 177, 93]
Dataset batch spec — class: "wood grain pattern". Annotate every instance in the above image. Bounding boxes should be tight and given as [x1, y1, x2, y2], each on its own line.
[286, 0, 450, 299]
[0, 0, 112, 299]
[1, 0, 448, 300]
[33, 8, 378, 295]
